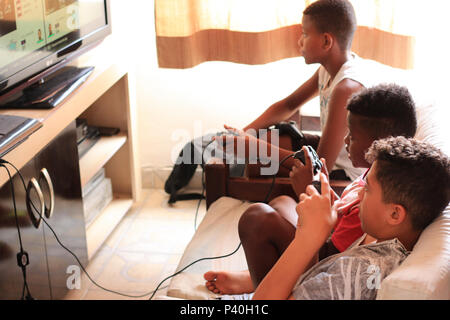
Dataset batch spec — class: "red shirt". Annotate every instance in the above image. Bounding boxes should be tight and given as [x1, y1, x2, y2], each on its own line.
[330, 173, 366, 252]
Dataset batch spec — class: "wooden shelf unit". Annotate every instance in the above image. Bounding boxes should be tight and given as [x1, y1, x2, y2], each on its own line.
[79, 133, 128, 188]
[0, 39, 142, 261]
[86, 196, 133, 259]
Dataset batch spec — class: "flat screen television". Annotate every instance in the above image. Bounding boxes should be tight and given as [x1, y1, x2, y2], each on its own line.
[0, 0, 111, 108]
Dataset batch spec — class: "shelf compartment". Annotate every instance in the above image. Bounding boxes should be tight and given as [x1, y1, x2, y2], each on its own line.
[85, 194, 133, 259]
[79, 133, 127, 188]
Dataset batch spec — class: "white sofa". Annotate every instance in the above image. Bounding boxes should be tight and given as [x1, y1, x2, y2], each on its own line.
[164, 61, 450, 300]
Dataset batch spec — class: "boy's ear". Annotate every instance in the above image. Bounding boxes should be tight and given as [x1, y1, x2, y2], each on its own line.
[387, 204, 408, 226]
[322, 33, 333, 50]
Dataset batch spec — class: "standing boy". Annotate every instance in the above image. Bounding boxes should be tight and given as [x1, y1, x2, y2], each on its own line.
[224, 0, 372, 180]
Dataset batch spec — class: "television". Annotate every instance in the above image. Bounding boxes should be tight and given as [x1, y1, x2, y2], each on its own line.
[0, 0, 111, 108]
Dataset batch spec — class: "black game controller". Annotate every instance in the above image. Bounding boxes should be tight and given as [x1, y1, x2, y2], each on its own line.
[293, 145, 322, 193]
[269, 121, 305, 151]
[294, 145, 323, 175]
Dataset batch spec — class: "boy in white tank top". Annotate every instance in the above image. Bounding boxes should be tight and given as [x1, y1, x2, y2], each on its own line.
[317, 52, 375, 180]
[223, 0, 370, 182]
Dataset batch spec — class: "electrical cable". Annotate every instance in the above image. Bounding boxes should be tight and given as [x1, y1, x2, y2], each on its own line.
[0, 163, 33, 300]
[148, 242, 242, 300]
[194, 168, 205, 231]
[0, 139, 298, 300]
[1, 159, 164, 299]
[2, 154, 242, 300]
[263, 153, 296, 204]
[0, 138, 243, 300]
[193, 137, 217, 231]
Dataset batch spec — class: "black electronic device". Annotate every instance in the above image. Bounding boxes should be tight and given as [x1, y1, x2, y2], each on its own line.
[294, 146, 322, 194]
[0, 0, 111, 109]
[97, 126, 120, 136]
[1, 66, 94, 109]
[294, 145, 323, 175]
[0, 114, 42, 158]
[269, 121, 305, 151]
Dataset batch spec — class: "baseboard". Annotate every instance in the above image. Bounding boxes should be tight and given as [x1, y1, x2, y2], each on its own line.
[141, 166, 204, 191]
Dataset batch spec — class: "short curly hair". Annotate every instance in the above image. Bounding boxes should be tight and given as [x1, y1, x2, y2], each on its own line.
[303, 0, 356, 50]
[365, 137, 450, 230]
[346, 83, 417, 140]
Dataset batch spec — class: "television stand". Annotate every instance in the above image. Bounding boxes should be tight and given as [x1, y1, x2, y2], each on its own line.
[0, 66, 94, 109]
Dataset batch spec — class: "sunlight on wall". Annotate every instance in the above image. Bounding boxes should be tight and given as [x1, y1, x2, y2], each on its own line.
[110, 0, 448, 177]
[110, 0, 318, 174]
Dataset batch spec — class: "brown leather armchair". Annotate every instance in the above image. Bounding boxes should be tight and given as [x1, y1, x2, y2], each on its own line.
[204, 114, 350, 209]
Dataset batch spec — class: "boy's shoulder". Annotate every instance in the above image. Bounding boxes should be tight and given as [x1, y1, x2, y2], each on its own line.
[292, 238, 409, 300]
[345, 238, 409, 262]
[318, 53, 377, 95]
[331, 78, 365, 100]
[302, 237, 409, 284]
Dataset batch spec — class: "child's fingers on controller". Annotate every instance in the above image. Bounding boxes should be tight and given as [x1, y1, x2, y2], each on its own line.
[320, 158, 329, 176]
[293, 159, 304, 168]
[320, 173, 331, 198]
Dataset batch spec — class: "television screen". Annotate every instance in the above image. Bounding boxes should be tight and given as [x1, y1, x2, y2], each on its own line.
[0, 0, 111, 95]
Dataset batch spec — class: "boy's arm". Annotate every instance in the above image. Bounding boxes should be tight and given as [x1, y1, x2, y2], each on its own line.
[243, 70, 319, 132]
[253, 174, 337, 300]
[316, 79, 364, 170]
[289, 150, 340, 203]
[215, 132, 300, 175]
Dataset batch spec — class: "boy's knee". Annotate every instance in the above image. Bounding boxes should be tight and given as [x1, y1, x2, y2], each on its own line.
[269, 195, 296, 208]
[238, 203, 279, 239]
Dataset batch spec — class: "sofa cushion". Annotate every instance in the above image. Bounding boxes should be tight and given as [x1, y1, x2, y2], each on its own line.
[377, 205, 450, 299]
[373, 66, 449, 299]
[167, 61, 449, 300]
[167, 197, 252, 300]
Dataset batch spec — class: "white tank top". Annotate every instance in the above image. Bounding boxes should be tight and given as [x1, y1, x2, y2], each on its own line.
[318, 53, 374, 181]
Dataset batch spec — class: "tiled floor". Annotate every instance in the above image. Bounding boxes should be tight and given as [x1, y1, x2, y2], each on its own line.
[64, 188, 206, 300]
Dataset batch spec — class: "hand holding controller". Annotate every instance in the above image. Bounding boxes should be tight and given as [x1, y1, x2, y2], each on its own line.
[293, 146, 323, 193]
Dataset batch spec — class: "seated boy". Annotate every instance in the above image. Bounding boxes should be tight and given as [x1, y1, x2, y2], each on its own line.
[204, 83, 417, 295]
[253, 136, 450, 299]
[222, 0, 371, 180]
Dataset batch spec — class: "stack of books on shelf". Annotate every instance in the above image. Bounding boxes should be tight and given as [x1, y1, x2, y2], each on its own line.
[82, 167, 113, 228]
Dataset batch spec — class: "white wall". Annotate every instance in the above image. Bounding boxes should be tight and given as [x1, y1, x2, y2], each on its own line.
[109, 0, 448, 188]
[110, 0, 318, 187]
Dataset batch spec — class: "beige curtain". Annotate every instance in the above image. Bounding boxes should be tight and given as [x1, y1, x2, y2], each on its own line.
[155, 0, 416, 69]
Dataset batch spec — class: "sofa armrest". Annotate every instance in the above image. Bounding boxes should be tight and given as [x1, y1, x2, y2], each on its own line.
[205, 161, 350, 209]
[204, 161, 229, 209]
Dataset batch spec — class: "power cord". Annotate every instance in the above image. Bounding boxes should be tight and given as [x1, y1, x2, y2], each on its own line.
[148, 242, 242, 300]
[148, 150, 298, 300]
[0, 139, 241, 300]
[263, 153, 296, 204]
[161, 146, 298, 300]
[0, 163, 33, 300]
[0, 159, 165, 299]
[1, 156, 240, 300]
[149, 138, 311, 299]
[0, 142, 300, 300]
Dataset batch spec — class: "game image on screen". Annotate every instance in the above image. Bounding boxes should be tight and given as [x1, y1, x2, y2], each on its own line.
[0, 0, 106, 79]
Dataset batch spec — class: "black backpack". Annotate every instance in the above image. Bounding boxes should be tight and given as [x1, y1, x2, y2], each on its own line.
[164, 140, 204, 204]
[164, 122, 304, 204]
[164, 133, 222, 204]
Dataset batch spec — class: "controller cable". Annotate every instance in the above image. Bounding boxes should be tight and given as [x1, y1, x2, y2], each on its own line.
[148, 139, 308, 299]
[0, 140, 244, 300]
[147, 150, 298, 299]
[0, 163, 34, 300]
[0, 141, 305, 300]
[0, 159, 165, 299]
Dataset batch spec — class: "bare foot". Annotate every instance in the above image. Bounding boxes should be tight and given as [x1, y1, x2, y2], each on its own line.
[203, 270, 254, 295]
